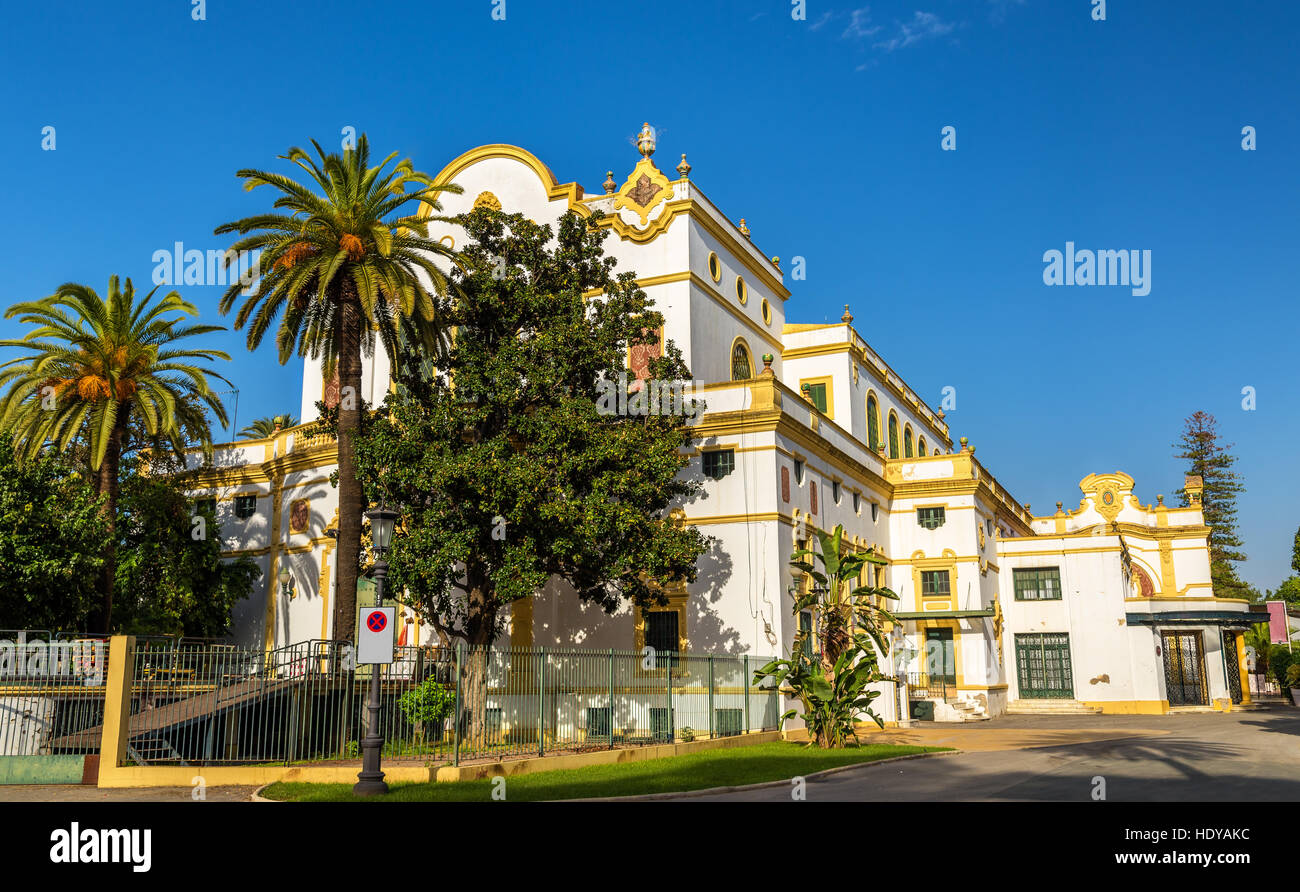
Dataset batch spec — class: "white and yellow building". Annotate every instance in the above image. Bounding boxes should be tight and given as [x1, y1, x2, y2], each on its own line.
[186, 127, 1254, 720]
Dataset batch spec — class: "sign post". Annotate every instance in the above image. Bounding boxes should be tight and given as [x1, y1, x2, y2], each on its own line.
[358, 607, 396, 665]
[354, 503, 400, 797]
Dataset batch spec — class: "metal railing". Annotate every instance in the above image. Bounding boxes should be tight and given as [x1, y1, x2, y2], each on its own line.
[110, 641, 780, 767]
[906, 671, 954, 702]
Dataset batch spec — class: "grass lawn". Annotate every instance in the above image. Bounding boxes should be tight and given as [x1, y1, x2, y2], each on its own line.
[262, 740, 948, 802]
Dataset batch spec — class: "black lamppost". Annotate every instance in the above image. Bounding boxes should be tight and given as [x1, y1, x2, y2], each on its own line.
[353, 503, 398, 797]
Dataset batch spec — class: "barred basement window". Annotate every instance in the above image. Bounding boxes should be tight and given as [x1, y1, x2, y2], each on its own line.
[715, 708, 743, 737]
[793, 459, 804, 485]
[234, 495, 257, 519]
[917, 506, 946, 530]
[1014, 566, 1062, 601]
[702, 449, 735, 480]
[587, 707, 611, 739]
[921, 570, 951, 598]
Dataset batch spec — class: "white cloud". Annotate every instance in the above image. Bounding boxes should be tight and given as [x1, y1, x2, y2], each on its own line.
[841, 7, 881, 40]
[873, 10, 956, 52]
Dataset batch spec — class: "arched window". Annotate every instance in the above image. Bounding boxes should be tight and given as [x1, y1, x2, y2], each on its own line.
[731, 340, 753, 380]
[866, 394, 880, 452]
[888, 413, 900, 459]
[917, 436, 927, 456]
[903, 426, 914, 458]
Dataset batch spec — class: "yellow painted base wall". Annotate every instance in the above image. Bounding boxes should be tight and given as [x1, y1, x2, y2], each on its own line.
[1082, 700, 1170, 715]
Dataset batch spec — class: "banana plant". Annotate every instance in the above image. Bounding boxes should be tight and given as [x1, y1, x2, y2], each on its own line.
[753, 524, 899, 747]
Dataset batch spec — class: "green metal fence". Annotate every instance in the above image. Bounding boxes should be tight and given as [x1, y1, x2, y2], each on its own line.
[110, 640, 780, 767]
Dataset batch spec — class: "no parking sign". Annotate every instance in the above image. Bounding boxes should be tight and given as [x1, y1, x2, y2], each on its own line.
[357, 606, 396, 664]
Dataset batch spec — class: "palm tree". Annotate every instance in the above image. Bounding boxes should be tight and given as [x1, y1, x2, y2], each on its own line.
[0, 276, 230, 630]
[214, 134, 460, 641]
[238, 413, 299, 439]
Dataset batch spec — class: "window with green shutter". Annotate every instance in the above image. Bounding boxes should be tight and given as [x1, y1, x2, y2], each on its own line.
[921, 570, 950, 598]
[1014, 567, 1062, 600]
[799, 610, 814, 658]
[702, 449, 735, 480]
[645, 610, 680, 663]
[888, 414, 900, 458]
[867, 395, 881, 450]
[805, 383, 828, 414]
[917, 506, 945, 530]
[234, 495, 257, 519]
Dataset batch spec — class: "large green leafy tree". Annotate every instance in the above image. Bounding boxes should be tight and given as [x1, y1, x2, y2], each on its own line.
[112, 456, 261, 637]
[1173, 411, 1252, 600]
[0, 435, 110, 630]
[214, 135, 460, 642]
[351, 207, 710, 649]
[0, 277, 230, 630]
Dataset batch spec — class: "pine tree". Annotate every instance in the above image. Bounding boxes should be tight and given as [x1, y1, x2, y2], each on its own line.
[1173, 411, 1250, 599]
[1292, 524, 1300, 576]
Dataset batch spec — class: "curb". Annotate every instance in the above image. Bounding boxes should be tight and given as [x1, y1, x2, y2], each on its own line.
[250, 784, 276, 802]
[561, 749, 963, 802]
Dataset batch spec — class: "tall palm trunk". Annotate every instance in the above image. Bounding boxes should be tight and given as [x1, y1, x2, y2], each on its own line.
[90, 415, 126, 633]
[333, 291, 364, 642]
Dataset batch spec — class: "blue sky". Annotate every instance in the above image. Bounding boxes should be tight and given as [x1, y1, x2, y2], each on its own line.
[1, 0, 1296, 590]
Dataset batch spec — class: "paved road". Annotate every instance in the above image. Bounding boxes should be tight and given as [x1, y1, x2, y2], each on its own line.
[0, 785, 259, 803]
[688, 704, 1300, 802]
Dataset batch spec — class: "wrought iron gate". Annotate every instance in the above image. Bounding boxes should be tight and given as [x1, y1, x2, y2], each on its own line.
[1015, 633, 1074, 699]
[1162, 631, 1207, 706]
[1221, 631, 1242, 704]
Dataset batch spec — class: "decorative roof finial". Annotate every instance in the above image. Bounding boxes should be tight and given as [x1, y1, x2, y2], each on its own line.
[841, 304, 853, 324]
[761, 353, 774, 375]
[738, 218, 751, 239]
[771, 256, 780, 269]
[603, 171, 616, 194]
[637, 122, 656, 158]
[676, 153, 691, 177]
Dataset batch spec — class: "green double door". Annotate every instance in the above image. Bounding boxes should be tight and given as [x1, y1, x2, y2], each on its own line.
[924, 628, 956, 684]
[1015, 633, 1074, 699]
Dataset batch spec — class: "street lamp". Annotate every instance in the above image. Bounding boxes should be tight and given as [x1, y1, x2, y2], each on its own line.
[354, 502, 399, 797]
[277, 566, 295, 599]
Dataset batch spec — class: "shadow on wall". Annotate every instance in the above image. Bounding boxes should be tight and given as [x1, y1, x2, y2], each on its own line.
[530, 535, 741, 653]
